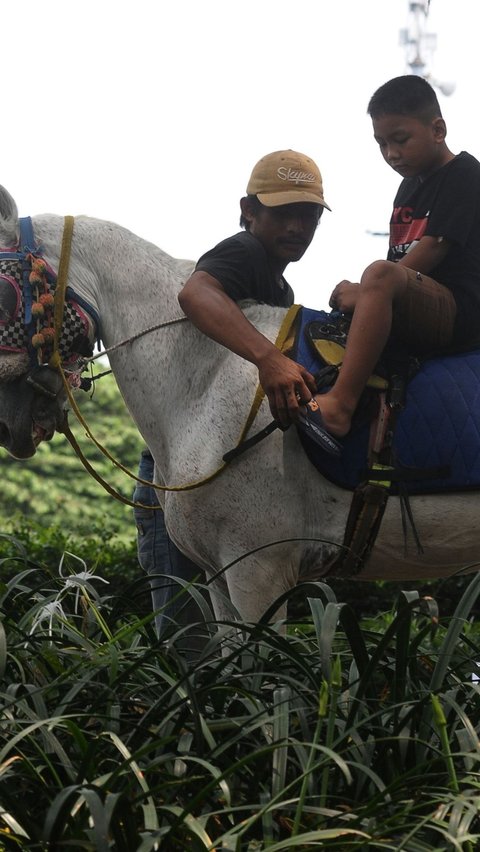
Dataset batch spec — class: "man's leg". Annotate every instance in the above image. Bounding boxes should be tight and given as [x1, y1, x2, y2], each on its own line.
[133, 449, 210, 651]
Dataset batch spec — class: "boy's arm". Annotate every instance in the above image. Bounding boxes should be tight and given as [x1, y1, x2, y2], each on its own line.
[397, 235, 451, 274]
[178, 271, 317, 426]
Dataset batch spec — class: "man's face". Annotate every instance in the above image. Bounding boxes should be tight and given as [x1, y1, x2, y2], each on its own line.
[247, 202, 322, 266]
[372, 113, 446, 179]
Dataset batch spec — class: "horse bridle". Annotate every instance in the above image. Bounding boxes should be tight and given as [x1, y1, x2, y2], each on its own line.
[27, 364, 64, 398]
[0, 215, 94, 401]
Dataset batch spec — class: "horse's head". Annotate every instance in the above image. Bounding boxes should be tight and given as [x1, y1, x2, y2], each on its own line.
[0, 361, 67, 458]
[0, 189, 95, 458]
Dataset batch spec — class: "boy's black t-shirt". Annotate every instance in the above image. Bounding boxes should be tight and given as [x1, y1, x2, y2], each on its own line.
[388, 151, 480, 343]
[194, 230, 295, 307]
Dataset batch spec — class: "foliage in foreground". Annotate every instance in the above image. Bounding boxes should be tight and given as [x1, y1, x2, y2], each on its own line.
[0, 519, 140, 594]
[2, 516, 479, 626]
[1, 541, 480, 850]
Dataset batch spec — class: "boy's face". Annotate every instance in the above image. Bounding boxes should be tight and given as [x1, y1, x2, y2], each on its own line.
[372, 113, 447, 179]
[244, 201, 322, 268]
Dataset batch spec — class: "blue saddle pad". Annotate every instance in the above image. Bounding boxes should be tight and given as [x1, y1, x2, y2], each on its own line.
[295, 307, 480, 494]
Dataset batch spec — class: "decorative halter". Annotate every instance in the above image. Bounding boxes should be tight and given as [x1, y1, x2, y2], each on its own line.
[0, 217, 97, 374]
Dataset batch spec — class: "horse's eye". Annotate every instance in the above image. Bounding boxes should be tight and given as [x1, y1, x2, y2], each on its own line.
[0, 275, 20, 325]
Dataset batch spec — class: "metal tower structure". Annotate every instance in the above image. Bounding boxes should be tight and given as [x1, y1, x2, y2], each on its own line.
[399, 0, 455, 95]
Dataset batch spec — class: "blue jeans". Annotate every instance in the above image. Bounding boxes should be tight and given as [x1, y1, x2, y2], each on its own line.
[133, 449, 208, 644]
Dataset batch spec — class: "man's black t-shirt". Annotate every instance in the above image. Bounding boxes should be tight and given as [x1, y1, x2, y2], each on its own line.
[388, 151, 480, 343]
[195, 231, 295, 307]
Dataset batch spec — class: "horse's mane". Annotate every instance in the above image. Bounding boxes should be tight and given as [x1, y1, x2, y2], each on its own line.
[0, 186, 19, 246]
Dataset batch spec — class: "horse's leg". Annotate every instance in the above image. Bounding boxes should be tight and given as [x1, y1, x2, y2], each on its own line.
[223, 552, 299, 624]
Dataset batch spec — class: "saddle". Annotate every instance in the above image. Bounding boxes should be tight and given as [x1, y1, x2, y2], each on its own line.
[294, 307, 480, 575]
[223, 304, 480, 577]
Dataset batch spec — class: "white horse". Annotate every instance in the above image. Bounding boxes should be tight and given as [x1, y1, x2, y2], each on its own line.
[0, 185, 477, 624]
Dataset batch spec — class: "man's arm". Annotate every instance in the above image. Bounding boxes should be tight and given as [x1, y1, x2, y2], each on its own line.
[178, 271, 317, 426]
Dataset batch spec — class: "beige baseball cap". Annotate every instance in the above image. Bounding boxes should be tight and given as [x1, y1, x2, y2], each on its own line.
[246, 149, 331, 210]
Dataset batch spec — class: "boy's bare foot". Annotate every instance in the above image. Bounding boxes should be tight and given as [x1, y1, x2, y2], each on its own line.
[295, 395, 343, 456]
[306, 394, 352, 439]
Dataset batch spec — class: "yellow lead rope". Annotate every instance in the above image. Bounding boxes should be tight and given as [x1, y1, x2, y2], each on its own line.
[50, 215, 301, 503]
[49, 215, 74, 372]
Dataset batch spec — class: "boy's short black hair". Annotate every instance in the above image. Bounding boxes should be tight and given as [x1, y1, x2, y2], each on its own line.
[367, 75, 443, 123]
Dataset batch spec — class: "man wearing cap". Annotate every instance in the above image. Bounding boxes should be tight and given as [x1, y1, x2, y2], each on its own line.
[134, 150, 332, 653]
[178, 149, 331, 429]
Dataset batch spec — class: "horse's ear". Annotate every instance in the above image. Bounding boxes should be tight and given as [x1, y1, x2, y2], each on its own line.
[0, 186, 19, 245]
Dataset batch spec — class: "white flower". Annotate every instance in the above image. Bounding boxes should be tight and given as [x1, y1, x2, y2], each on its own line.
[29, 599, 67, 637]
[58, 552, 109, 613]
[28, 553, 110, 638]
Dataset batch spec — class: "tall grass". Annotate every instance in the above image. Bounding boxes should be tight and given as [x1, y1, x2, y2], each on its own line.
[1, 542, 480, 850]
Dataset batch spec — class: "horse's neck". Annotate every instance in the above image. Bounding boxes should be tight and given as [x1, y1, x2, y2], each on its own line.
[32, 212, 290, 480]
[33, 213, 193, 348]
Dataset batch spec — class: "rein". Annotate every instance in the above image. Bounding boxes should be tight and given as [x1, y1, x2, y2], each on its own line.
[84, 316, 188, 364]
[50, 216, 300, 505]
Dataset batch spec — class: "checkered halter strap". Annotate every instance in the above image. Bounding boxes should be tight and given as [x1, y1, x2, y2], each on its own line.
[0, 217, 94, 369]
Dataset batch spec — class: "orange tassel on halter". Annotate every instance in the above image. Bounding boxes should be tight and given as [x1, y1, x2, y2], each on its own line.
[32, 301, 45, 317]
[32, 332, 45, 349]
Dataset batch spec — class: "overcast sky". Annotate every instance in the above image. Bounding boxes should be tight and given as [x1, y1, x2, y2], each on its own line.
[2, 0, 478, 308]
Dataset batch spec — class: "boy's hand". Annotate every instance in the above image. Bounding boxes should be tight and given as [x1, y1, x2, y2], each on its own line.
[329, 280, 359, 313]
